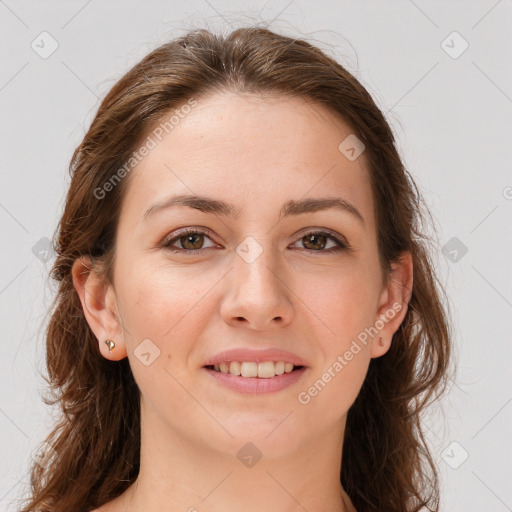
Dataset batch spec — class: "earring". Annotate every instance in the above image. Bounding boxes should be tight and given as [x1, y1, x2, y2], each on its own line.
[378, 336, 384, 347]
[104, 339, 116, 353]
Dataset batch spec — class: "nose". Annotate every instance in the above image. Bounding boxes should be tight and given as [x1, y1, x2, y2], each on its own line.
[220, 241, 294, 330]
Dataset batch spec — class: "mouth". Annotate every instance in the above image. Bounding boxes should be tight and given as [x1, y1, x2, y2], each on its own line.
[202, 361, 308, 394]
[203, 361, 305, 379]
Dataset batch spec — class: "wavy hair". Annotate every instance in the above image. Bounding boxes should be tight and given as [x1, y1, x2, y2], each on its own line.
[19, 26, 452, 512]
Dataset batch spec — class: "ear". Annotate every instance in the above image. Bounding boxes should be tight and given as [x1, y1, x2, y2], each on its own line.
[370, 251, 413, 358]
[71, 256, 127, 361]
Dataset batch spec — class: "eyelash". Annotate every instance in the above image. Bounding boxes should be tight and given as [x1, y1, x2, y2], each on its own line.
[162, 227, 350, 254]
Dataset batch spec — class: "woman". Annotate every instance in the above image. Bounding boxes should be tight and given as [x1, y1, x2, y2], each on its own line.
[21, 26, 452, 512]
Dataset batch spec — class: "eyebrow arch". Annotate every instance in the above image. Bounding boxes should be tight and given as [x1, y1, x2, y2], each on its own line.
[143, 194, 365, 225]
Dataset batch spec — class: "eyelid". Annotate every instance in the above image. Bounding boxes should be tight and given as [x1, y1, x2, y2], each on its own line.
[295, 227, 350, 249]
[161, 226, 351, 252]
[161, 226, 219, 249]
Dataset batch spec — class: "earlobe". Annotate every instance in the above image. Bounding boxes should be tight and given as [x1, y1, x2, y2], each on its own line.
[71, 257, 127, 361]
[370, 251, 413, 359]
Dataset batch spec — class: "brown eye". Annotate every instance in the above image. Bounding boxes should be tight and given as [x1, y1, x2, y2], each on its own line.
[302, 233, 329, 250]
[163, 229, 216, 252]
[163, 228, 348, 254]
[291, 230, 348, 252]
[178, 233, 205, 250]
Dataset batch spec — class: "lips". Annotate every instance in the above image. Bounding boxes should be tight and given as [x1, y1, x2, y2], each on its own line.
[202, 347, 309, 368]
[203, 364, 308, 394]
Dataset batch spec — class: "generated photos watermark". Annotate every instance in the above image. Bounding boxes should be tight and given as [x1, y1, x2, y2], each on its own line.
[93, 97, 197, 200]
[297, 301, 403, 405]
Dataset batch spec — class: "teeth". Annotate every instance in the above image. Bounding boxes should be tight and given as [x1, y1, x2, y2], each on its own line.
[229, 361, 241, 375]
[211, 361, 298, 378]
[275, 361, 285, 375]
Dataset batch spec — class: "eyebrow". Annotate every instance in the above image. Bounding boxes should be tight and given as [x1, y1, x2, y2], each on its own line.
[143, 194, 365, 225]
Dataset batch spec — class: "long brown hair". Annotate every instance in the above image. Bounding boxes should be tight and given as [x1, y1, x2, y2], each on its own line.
[19, 26, 452, 512]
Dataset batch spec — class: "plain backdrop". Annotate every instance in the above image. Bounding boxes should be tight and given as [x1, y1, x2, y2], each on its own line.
[1, 1, 511, 511]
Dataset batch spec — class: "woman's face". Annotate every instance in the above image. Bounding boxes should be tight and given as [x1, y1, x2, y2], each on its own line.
[79, 92, 410, 459]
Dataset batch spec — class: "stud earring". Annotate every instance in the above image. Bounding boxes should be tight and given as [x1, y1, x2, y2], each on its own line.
[104, 339, 116, 353]
[378, 336, 384, 347]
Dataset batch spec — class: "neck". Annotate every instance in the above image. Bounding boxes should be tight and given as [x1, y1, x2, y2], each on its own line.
[117, 397, 352, 512]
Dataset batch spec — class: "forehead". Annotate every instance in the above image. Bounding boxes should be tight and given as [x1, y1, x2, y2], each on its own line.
[123, 92, 374, 226]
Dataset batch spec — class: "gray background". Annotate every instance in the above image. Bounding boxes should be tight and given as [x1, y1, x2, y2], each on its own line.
[1, 1, 511, 510]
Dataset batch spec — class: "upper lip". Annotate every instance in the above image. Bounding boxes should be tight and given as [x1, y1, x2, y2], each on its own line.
[203, 348, 309, 367]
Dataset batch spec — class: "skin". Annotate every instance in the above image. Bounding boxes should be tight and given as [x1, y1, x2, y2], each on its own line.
[72, 92, 413, 512]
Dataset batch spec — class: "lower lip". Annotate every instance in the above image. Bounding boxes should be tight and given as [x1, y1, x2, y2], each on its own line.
[203, 366, 308, 394]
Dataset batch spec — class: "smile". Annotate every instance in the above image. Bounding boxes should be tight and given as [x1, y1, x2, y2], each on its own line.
[205, 361, 303, 378]
[203, 363, 307, 394]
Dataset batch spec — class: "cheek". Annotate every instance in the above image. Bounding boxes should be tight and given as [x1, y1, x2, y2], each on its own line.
[114, 260, 220, 399]
[115, 262, 214, 418]
[297, 345, 371, 432]
[302, 265, 379, 341]
[293, 269, 375, 412]
[117, 259, 214, 338]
